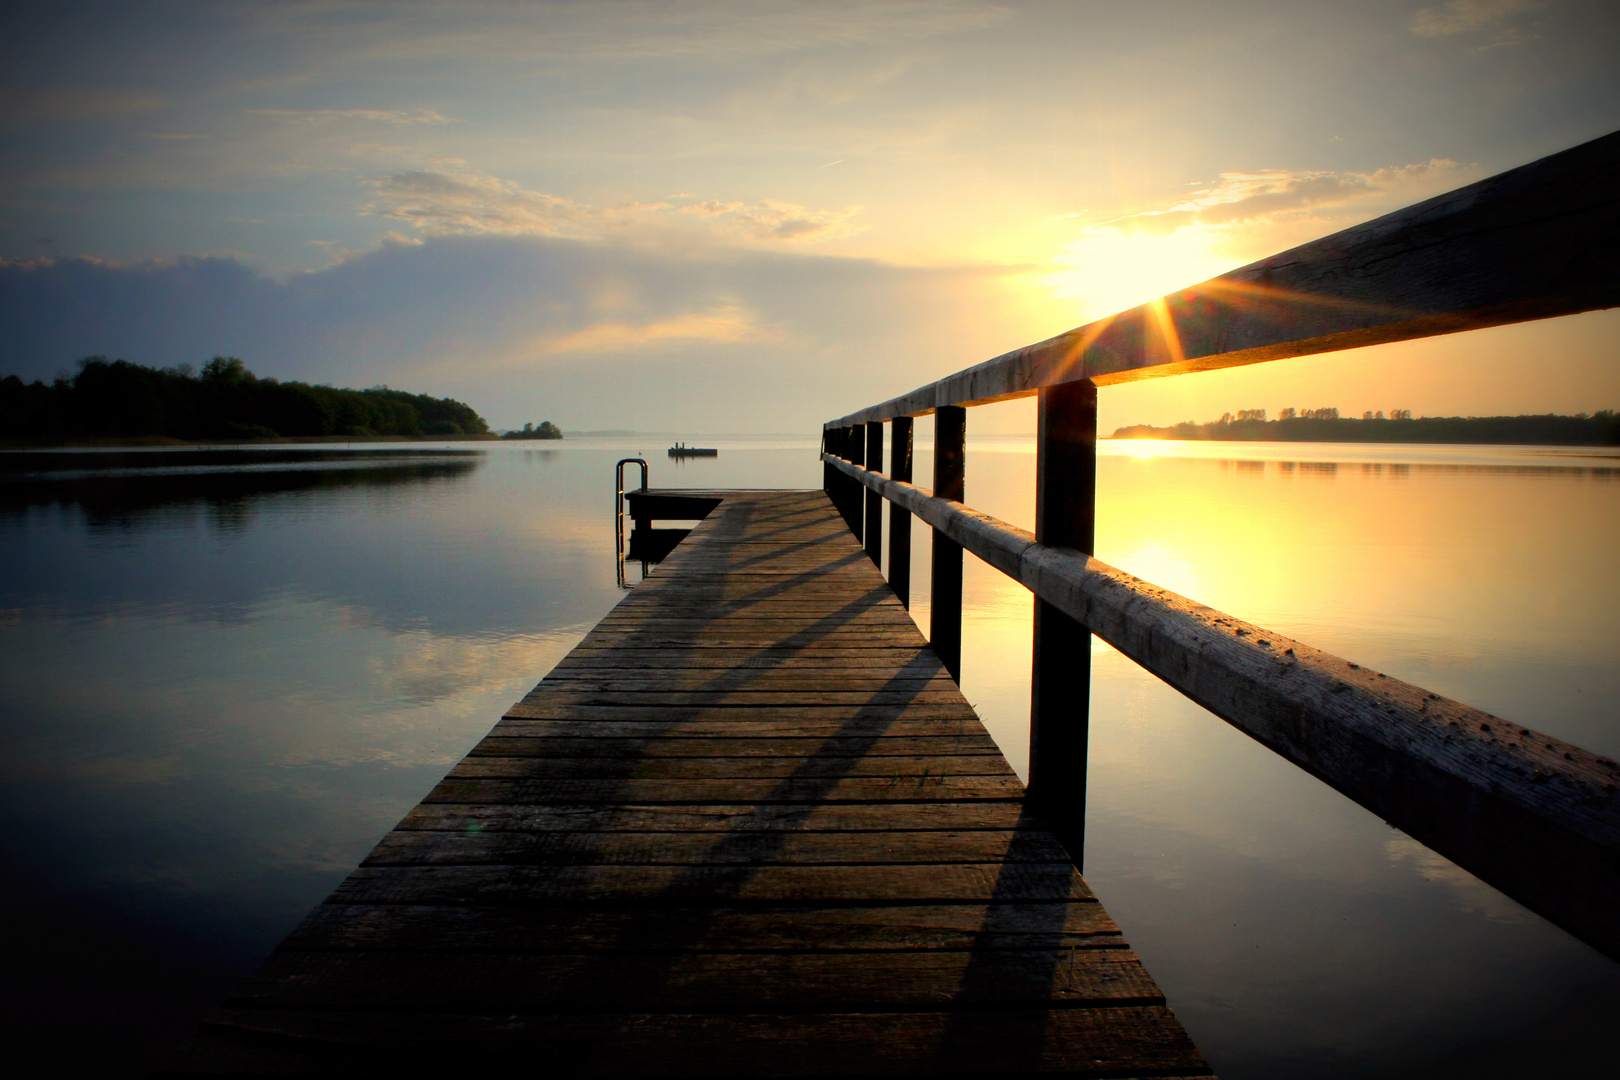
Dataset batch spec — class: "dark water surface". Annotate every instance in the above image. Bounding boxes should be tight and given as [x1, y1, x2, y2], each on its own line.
[0, 437, 1616, 1077]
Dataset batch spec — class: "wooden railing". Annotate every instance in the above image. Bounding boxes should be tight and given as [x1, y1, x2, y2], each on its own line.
[821, 130, 1620, 961]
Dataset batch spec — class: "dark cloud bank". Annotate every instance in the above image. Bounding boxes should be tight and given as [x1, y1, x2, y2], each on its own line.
[0, 237, 1026, 431]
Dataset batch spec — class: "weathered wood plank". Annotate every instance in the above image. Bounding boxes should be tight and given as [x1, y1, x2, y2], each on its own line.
[230, 947, 1156, 1011]
[518, 690, 968, 707]
[552, 650, 942, 670]
[488, 719, 991, 741]
[531, 676, 957, 693]
[277, 901, 1121, 952]
[172, 1007, 1210, 1078]
[472, 734, 1001, 756]
[328, 862, 1094, 905]
[575, 634, 934, 649]
[447, 754, 1016, 781]
[601, 613, 918, 627]
[361, 829, 1068, 867]
[502, 703, 984, 722]
[423, 775, 1026, 804]
[396, 801, 1045, 833]
[607, 603, 911, 617]
[626, 579, 902, 595]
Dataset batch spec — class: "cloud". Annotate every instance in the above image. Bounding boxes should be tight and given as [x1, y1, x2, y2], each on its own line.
[676, 198, 864, 241]
[363, 170, 601, 239]
[0, 234, 1039, 431]
[1078, 158, 1475, 257]
[1411, 0, 1543, 48]
[246, 107, 455, 125]
[0, 86, 169, 127]
[541, 305, 787, 355]
[1046, 159, 1478, 320]
[234, 0, 1006, 66]
[1153, 159, 1470, 229]
[364, 166, 864, 244]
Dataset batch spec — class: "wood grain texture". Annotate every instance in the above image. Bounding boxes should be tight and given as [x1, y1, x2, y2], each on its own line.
[228, 948, 1160, 1011]
[359, 828, 1070, 867]
[170, 1008, 1204, 1078]
[827, 130, 1620, 425]
[828, 453, 1620, 960]
[162, 490, 1209, 1078]
[276, 901, 1123, 952]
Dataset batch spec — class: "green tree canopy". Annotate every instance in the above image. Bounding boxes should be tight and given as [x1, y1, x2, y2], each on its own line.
[1, 357, 490, 441]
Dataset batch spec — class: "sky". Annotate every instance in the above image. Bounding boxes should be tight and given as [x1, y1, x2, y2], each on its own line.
[2, 0, 1618, 434]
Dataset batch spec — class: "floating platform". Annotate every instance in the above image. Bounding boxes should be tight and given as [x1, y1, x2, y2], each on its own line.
[161, 489, 1211, 1078]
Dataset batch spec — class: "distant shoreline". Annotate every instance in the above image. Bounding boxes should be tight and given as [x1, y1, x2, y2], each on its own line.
[1112, 412, 1619, 447]
[1, 433, 499, 451]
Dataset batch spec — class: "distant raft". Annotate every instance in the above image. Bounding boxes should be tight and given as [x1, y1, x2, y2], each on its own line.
[668, 442, 718, 457]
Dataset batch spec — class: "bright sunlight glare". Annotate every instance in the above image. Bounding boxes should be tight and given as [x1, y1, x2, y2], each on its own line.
[1045, 225, 1233, 323]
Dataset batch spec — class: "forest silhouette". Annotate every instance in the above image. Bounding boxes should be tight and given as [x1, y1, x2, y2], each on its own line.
[1113, 408, 1620, 445]
[0, 357, 489, 441]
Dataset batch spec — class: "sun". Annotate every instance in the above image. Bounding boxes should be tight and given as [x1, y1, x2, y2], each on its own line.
[1044, 224, 1231, 323]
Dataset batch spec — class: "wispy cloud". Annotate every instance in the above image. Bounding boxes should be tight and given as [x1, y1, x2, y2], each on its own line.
[364, 166, 863, 244]
[1047, 159, 1477, 319]
[542, 304, 786, 355]
[0, 86, 169, 127]
[676, 198, 863, 241]
[1411, 0, 1543, 49]
[247, 107, 455, 125]
[236, 0, 1006, 65]
[0, 235, 1036, 430]
[1119, 159, 1471, 234]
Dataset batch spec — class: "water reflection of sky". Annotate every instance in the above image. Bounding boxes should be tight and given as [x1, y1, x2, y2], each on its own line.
[0, 446, 642, 1073]
[1, 439, 1616, 1078]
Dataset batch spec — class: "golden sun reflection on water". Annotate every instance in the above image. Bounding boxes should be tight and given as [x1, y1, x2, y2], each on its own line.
[949, 440, 1620, 770]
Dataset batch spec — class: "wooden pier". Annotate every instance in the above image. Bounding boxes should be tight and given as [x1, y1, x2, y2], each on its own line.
[164, 489, 1212, 1078]
[165, 130, 1620, 1078]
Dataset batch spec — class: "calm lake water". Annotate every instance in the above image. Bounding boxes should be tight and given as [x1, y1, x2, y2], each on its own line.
[1, 436, 1616, 1077]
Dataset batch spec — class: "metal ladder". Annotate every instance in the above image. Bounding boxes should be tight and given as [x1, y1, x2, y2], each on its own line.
[615, 457, 648, 589]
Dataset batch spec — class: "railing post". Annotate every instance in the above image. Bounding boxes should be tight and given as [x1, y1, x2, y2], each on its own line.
[864, 422, 884, 567]
[888, 416, 913, 607]
[830, 426, 847, 526]
[1029, 379, 1098, 866]
[931, 406, 965, 681]
[834, 425, 857, 535]
[822, 426, 835, 504]
[847, 423, 866, 540]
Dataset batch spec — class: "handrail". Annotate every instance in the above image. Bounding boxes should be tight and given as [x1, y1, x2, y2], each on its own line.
[827, 129, 1620, 428]
[824, 453, 1620, 959]
[819, 129, 1620, 964]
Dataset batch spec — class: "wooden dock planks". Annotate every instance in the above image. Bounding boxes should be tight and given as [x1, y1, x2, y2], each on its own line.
[162, 490, 1212, 1078]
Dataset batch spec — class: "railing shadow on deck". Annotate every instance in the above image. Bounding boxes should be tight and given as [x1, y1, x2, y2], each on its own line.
[562, 493, 1148, 1069]
[820, 129, 1620, 962]
[483, 495, 1086, 1065]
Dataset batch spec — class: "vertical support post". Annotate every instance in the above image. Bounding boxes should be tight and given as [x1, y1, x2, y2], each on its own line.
[888, 416, 913, 607]
[1029, 379, 1098, 867]
[931, 406, 965, 682]
[822, 426, 835, 501]
[864, 422, 884, 567]
[835, 426, 851, 528]
[847, 423, 866, 539]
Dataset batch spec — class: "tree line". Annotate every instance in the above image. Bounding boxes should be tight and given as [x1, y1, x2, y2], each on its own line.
[501, 421, 563, 440]
[0, 357, 490, 441]
[1111, 408, 1620, 445]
